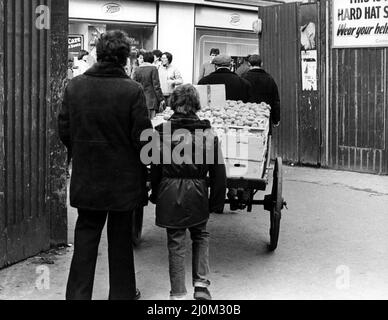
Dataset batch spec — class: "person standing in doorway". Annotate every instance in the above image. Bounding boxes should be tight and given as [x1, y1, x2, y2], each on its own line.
[198, 48, 219, 81]
[158, 52, 183, 104]
[58, 30, 152, 300]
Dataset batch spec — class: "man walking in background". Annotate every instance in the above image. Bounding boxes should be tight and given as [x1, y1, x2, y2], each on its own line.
[243, 54, 280, 128]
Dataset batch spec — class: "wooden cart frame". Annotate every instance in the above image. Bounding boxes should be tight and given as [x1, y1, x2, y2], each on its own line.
[223, 135, 286, 251]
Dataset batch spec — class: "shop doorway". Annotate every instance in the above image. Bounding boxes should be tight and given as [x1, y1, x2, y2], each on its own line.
[194, 28, 259, 83]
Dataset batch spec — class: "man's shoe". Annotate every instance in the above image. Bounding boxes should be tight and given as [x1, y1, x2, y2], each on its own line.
[108, 288, 141, 300]
[194, 287, 212, 300]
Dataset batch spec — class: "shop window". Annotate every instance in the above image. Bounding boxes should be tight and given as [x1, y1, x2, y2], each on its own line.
[68, 21, 155, 78]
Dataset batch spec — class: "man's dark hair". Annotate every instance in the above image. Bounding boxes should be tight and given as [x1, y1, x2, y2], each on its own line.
[248, 54, 262, 67]
[96, 30, 131, 66]
[152, 49, 163, 59]
[210, 48, 220, 55]
[163, 52, 173, 64]
[143, 51, 155, 64]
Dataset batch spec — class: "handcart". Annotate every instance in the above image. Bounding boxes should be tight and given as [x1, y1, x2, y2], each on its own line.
[219, 125, 287, 251]
[131, 110, 287, 251]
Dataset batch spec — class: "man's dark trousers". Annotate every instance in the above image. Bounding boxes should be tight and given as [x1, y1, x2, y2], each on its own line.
[66, 209, 136, 300]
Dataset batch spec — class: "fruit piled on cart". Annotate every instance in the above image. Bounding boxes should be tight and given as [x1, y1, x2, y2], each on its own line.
[198, 100, 270, 129]
[157, 100, 271, 131]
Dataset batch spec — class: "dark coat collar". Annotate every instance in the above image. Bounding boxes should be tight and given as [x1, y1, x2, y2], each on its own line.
[84, 62, 129, 78]
[156, 112, 211, 132]
[214, 68, 236, 75]
[248, 68, 267, 74]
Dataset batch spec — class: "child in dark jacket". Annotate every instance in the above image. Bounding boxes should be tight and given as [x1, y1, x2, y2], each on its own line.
[150, 84, 227, 300]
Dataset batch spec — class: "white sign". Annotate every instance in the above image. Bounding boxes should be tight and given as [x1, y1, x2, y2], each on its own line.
[196, 6, 258, 31]
[332, 0, 388, 48]
[301, 50, 317, 91]
[69, 0, 157, 23]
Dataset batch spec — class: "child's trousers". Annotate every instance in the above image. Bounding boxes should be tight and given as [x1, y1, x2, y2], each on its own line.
[166, 222, 210, 298]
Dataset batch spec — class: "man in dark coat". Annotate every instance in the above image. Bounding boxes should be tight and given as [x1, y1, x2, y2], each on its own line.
[58, 30, 152, 300]
[133, 51, 165, 119]
[150, 84, 226, 300]
[198, 54, 251, 102]
[242, 54, 280, 128]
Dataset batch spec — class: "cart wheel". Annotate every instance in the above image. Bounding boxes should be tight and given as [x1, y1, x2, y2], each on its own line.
[132, 207, 144, 247]
[269, 157, 283, 251]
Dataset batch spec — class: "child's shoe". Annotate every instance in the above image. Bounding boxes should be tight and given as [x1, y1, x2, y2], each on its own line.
[194, 287, 212, 300]
[170, 294, 187, 300]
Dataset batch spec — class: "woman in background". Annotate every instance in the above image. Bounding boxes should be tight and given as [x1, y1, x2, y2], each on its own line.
[158, 52, 183, 104]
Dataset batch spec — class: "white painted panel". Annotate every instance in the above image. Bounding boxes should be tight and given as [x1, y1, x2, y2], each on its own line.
[158, 2, 195, 84]
[195, 6, 258, 31]
[69, 0, 157, 23]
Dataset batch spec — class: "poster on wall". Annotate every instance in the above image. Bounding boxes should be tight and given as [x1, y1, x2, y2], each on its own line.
[68, 35, 83, 55]
[332, 0, 388, 48]
[301, 50, 318, 91]
[300, 4, 318, 91]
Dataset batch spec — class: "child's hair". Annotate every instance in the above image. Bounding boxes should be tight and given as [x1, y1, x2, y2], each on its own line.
[170, 84, 201, 114]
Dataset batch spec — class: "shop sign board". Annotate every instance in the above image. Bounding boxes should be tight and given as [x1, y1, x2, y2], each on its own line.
[196, 6, 258, 31]
[332, 0, 388, 48]
[69, 0, 157, 23]
[68, 35, 83, 54]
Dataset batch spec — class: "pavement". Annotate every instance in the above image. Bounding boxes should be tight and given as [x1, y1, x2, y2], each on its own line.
[0, 165, 387, 300]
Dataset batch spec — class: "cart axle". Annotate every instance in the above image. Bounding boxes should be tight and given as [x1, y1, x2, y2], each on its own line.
[224, 199, 266, 206]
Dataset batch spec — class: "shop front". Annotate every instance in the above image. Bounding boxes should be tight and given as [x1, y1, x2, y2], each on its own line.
[156, 1, 259, 84]
[68, 0, 157, 76]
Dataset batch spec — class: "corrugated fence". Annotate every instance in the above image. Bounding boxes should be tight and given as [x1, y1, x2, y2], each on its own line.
[329, 40, 388, 174]
[0, 0, 52, 268]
